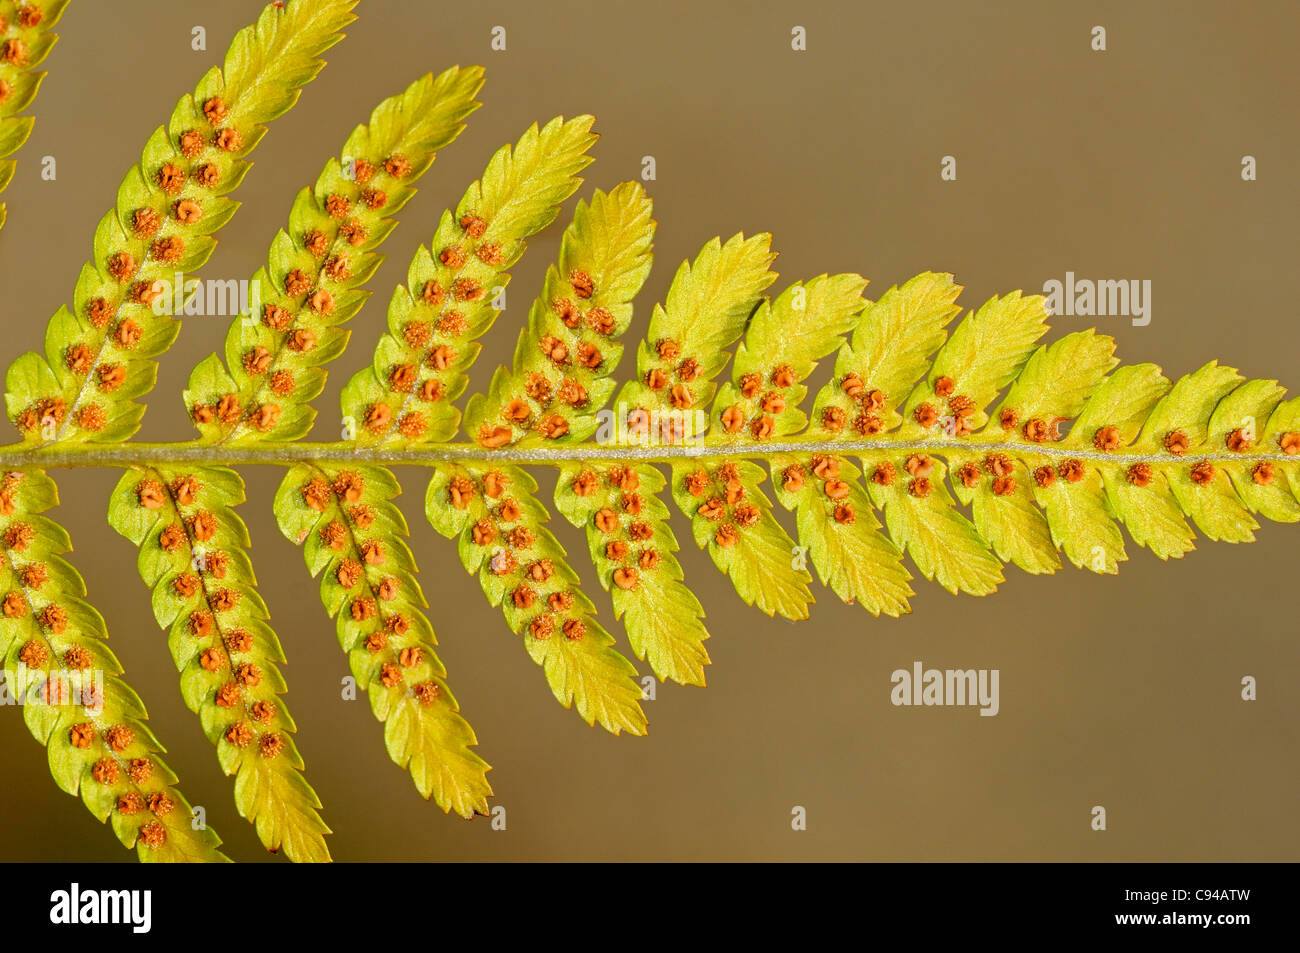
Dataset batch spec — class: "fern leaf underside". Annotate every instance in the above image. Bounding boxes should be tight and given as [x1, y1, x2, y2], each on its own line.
[0, 0, 66, 231]
[270, 112, 598, 809]
[118, 63, 486, 857]
[3, 0, 359, 861]
[2, 0, 1294, 868]
[443, 254, 1300, 686]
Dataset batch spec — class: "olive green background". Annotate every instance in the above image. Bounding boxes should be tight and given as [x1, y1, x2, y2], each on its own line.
[0, 0, 1296, 861]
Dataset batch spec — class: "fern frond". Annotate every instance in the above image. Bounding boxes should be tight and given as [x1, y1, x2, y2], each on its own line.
[275, 117, 604, 787]
[0, 0, 353, 862]
[872, 289, 1065, 587]
[570, 232, 779, 674]
[437, 184, 654, 720]
[216, 74, 498, 813]
[711, 274, 867, 440]
[0, 470, 228, 861]
[770, 453, 914, 615]
[783, 272, 958, 604]
[614, 242, 833, 622]
[553, 462, 709, 685]
[475, 191, 720, 682]
[4, 0, 358, 445]
[674, 274, 865, 618]
[463, 181, 655, 446]
[0, 2, 1293, 861]
[188, 67, 484, 444]
[275, 464, 491, 813]
[0, 0, 66, 231]
[108, 466, 329, 861]
[1131, 362, 1252, 545]
[615, 232, 778, 423]
[473, 184, 699, 681]
[155, 67, 481, 848]
[427, 464, 647, 734]
[553, 233, 782, 678]
[793, 279, 1035, 595]
[340, 115, 597, 446]
[754, 271, 1300, 609]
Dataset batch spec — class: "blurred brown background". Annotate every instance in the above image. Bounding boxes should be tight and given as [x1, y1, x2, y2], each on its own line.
[0, 0, 1296, 861]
